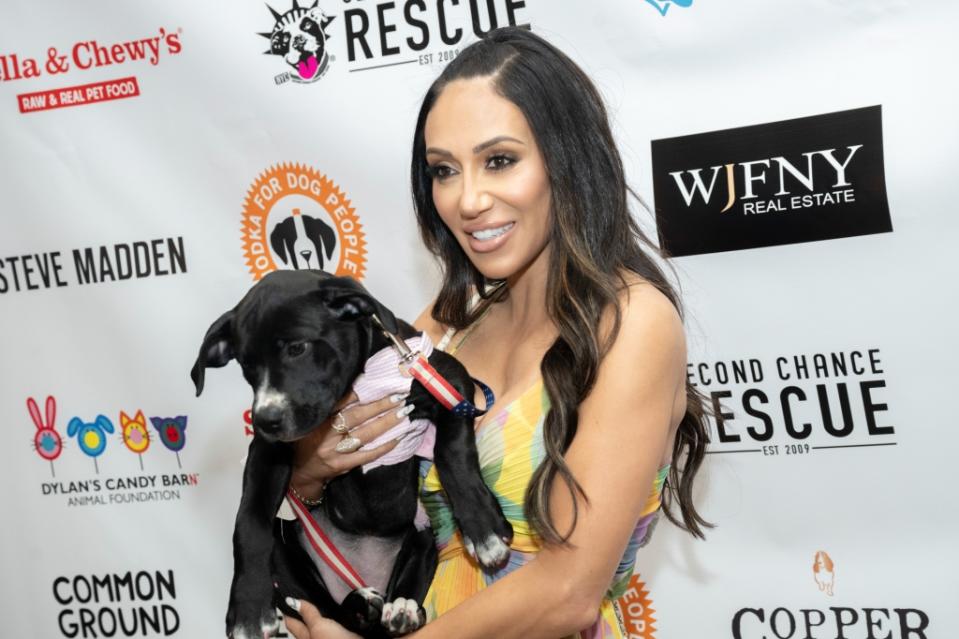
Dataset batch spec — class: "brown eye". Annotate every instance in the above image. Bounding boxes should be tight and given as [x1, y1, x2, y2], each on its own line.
[486, 154, 515, 171]
[428, 164, 454, 180]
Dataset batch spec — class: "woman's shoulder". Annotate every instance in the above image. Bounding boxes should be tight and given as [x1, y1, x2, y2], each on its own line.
[614, 273, 683, 342]
[602, 272, 686, 377]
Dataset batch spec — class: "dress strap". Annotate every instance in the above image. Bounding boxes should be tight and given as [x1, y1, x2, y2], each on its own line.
[435, 284, 503, 355]
[435, 325, 457, 352]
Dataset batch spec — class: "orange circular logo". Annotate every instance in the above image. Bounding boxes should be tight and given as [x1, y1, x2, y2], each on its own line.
[616, 574, 657, 638]
[242, 163, 367, 281]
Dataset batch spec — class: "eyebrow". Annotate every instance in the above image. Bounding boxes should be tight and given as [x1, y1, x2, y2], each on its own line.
[425, 135, 525, 158]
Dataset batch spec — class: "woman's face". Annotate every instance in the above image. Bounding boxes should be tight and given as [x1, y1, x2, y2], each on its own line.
[424, 77, 552, 282]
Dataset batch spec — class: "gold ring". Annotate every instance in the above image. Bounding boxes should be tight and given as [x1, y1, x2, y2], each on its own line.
[331, 411, 350, 434]
[335, 434, 362, 454]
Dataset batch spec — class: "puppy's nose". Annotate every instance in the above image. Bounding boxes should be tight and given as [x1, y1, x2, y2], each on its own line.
[254, 405, 284, 434]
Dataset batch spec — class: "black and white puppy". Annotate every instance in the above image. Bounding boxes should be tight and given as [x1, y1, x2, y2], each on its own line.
[191, 270, 512, 639]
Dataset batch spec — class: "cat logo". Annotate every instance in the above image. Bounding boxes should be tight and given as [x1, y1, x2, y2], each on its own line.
[616, 574, 657, 638]
[813, 550, 836, 596]
[241, 163, 367, 281]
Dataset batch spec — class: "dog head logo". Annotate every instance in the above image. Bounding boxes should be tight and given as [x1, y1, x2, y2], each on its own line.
[242, 163, 367, 281]
[616, 574, 657, 638]
[67, 415, 114, 473]
[645, 0, 693, 16]
[260, 0, 335, 85]
[151, 416, 187, 468]
[271, 208, 336, 270]
[120, 410, 151, 470]
[27, 396, 62, 475]
[812, 550, 835, 596]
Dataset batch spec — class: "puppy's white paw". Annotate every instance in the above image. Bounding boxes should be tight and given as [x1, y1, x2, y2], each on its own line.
[356, 586, 384, 605]
[464, 533, 511, 570]
[381, 597, 425, 636]
[228, 615, 279, 639]
[342, 586, 385, 630]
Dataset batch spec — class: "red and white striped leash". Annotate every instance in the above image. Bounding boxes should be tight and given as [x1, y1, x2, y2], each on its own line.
[287, 488, 367, 590]
[372, 315, 494, 419]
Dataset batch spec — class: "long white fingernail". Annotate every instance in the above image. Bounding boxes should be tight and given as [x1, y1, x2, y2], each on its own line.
[389, 393, 409, 404]
[285, 597, 301, 612]
[396, 404, 415, 418]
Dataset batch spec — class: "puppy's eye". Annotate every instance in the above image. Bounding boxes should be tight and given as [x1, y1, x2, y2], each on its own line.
[286, 342, 310, 358]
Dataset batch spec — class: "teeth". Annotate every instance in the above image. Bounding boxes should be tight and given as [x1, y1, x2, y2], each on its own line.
[471, 223, 514, 241]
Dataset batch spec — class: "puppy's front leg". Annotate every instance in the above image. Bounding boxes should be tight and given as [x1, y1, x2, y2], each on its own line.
[419, 351, 513, 572]
[227, 436, 292, 639]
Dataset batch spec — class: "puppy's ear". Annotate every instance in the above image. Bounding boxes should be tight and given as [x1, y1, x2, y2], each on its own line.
[190, 310, 236, 397]
[319, 278, 399, 334]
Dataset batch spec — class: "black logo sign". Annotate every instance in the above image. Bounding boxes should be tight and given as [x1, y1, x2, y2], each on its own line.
[651, 106, 892, 256]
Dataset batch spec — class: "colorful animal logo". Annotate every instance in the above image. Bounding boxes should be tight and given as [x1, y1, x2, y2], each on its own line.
[67, 415, 114, 473]
[644, 0, 693, 16]
[120, 410, 151, 470]
[151, 416, 187, 467]
[259, 0, 335, 85]
[27, 396, 62, 476]
[813, 550, 835, 596]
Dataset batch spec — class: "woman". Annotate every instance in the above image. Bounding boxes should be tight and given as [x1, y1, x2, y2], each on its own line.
[285, 26, 710, 639]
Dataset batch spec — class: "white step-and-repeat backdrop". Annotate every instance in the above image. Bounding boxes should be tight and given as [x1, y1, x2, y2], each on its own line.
[3, 1, 956, 637]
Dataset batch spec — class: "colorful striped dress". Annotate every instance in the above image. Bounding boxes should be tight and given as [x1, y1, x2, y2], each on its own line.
[419, 364, 670, 638]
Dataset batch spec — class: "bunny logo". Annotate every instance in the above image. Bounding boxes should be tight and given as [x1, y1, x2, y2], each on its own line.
[120, 410, 151, 470]
[151, 416, 187, 468]
[645, 0, 693, 16]
[27, 396, 62, 476]
[812, 550, 835, 596]
[67, 415, 114, 474]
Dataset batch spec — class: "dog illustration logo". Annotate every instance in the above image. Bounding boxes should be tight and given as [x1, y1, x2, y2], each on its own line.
[120, 410, 151, 470]
[271, 208, 337, 270]
[616, 573, 657, 638]
[259, 0, 335, 85]
[27, 396, 62, 476]
[813, 550, 835, 596]
[242, 162, 367, 281]
[645, 0, 693, 16]
[67, 415, 114, 474]
[151, 415, 187, 468]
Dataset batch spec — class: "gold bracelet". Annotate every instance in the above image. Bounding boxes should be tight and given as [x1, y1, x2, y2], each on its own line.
[289, 480, 325, 507]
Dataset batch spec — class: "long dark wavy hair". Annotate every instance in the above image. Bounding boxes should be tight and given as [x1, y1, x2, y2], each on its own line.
[410, 27, 711, 543]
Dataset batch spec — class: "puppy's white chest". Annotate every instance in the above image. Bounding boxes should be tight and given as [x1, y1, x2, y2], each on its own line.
[294, 507, 404, 603]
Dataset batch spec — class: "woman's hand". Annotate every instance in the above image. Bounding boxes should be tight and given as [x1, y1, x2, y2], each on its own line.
[284, 598, 363, 639]
[289, 392, 413, 500]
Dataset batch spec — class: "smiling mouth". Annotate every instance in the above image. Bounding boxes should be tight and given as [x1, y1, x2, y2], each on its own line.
[470, 223, 514, 241]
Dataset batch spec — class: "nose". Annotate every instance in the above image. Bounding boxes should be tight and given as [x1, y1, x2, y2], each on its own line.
[458, 172, 493, 219]
[254, 405, 284, 435]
